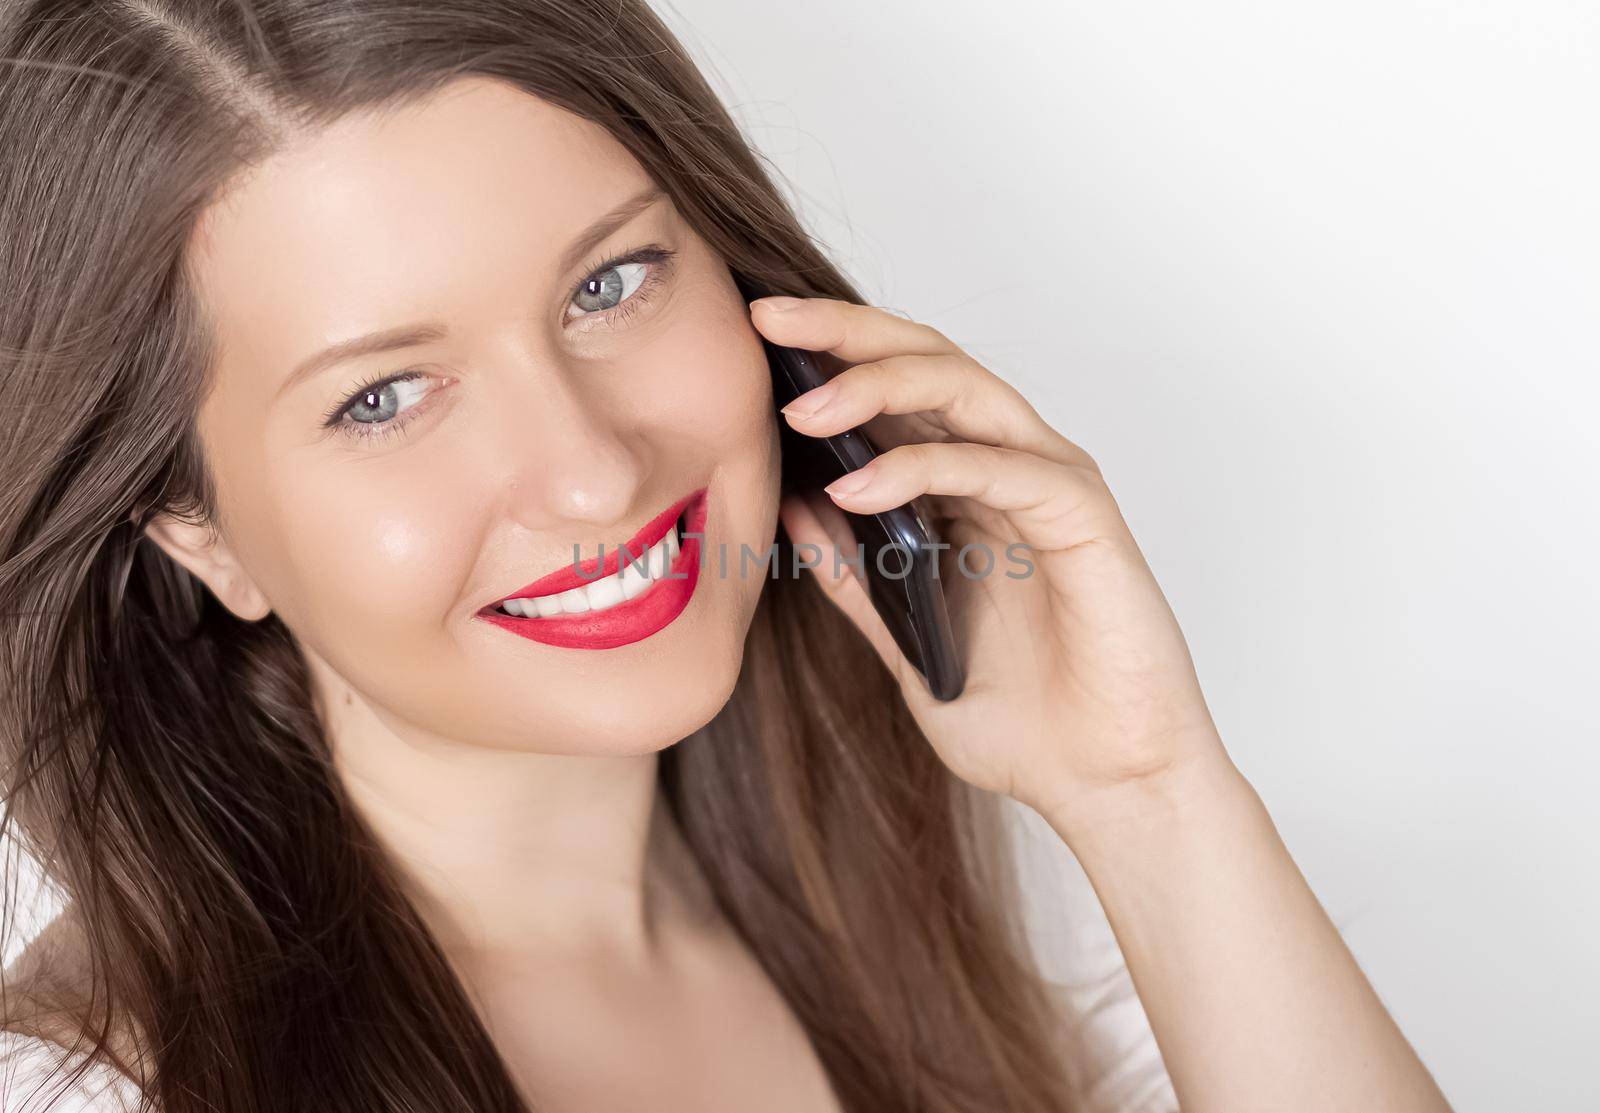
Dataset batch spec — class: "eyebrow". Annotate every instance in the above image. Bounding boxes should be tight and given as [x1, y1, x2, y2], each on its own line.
[276, 183, 669, 401]
[555, 184, 667, 278]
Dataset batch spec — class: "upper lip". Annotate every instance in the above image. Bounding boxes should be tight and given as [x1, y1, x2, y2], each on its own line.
[485, 487, 702, 607]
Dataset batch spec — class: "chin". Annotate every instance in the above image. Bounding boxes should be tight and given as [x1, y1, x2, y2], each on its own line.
[463, 624, 749, 759]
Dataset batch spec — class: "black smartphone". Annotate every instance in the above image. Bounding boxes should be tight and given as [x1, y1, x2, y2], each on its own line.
[734, 273, 966, 702]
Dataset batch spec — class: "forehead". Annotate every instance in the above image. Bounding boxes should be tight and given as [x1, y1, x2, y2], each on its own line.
[187, 77, 649, 369]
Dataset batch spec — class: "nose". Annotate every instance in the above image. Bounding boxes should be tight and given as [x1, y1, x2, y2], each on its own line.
[489, 362, 648, 533]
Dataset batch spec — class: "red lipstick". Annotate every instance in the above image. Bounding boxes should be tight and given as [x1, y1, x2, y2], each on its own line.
[477, 487, 707, 650]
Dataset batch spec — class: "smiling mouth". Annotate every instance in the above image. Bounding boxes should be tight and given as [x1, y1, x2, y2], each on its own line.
[492, 507, 689, 618]
[482, 487, 705, 621]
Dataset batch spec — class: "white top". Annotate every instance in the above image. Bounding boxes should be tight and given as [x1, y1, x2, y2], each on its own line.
[1046, 976, 1179, 1112]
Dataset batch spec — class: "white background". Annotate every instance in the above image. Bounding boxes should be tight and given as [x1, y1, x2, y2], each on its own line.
[661, 2, 1599, 1110]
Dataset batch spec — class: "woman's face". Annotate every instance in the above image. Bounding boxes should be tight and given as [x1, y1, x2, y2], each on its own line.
[162, 76, 781, 754]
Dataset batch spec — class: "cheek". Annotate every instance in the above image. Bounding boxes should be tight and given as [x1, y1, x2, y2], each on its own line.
[637, 297, 777, 464]
[203, 292, 782, 748]
[636, 309, 783, 577]
[251, 453, 479, 655]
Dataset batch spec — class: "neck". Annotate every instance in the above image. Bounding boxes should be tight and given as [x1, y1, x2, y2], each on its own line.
[315, 663, 714, 970]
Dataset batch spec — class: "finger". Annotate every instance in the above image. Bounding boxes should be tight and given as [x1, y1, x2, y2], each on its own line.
[778, 350, 1092, 471]
[777, 491, 923, 693]
[821, 441, 1130, 557]
[750, 293, 955, 366]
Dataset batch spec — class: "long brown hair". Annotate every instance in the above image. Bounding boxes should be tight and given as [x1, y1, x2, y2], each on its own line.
[0, 1, 1078, 1108]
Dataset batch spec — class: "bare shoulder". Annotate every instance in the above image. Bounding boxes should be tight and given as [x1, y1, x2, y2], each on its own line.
[5, 905, 98, 1041]
[3, 906, 146, 1108]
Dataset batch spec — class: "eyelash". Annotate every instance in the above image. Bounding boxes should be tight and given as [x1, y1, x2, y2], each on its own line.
[320, 244, 680, 443]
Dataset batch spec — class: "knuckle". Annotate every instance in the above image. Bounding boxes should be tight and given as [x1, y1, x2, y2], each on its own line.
[955, 357, 1011, 408]
[1070, 450, 1105, 479]
[885, 441, 932, 469]
[840, 359, 881, 388]
[1069, 460, 1111, 496]
[878, 356, 922, 403]
[945, 355, 990, 410]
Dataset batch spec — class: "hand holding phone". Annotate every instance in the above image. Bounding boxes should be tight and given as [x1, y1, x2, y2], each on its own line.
[735, 273, 966, 702]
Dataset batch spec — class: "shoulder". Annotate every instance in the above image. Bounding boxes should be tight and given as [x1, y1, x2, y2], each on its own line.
[0, 1031, 145, 1113]
[3, 907, 148, 1111]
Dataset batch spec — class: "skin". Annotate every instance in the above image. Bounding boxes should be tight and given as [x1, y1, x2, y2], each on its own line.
[143, 73, 1454, 1111]
[146, 77, 830, 1110]
[771, 308, 1458, 1110]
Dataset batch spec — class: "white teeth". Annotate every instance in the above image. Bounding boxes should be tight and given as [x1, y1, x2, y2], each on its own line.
[498, 524, 682, 619]
[619, 550, 653, 600]
[585, 566, 626, 610]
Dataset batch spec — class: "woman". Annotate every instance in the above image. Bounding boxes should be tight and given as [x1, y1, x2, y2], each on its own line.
[0, 1, 1453, 1110]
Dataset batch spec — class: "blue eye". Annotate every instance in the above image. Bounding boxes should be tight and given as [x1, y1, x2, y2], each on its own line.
[343, 371, 430, 425]
[318, 244, 678, 445]
[321, 368, 433, 443]
[566, 246, 677, 327]
[569, 261, 647, 317]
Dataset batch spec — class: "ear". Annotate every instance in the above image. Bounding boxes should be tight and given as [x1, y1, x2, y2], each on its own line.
[141, 511, 272, 621]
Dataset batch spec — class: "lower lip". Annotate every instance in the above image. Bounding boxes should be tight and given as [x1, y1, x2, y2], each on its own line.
[477, 489, 707, 650]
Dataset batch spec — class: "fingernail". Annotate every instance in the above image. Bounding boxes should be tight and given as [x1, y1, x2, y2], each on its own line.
[824, 465, 875, 498]
[755, 296, 804, 313]
[780, 381, 838, 419]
